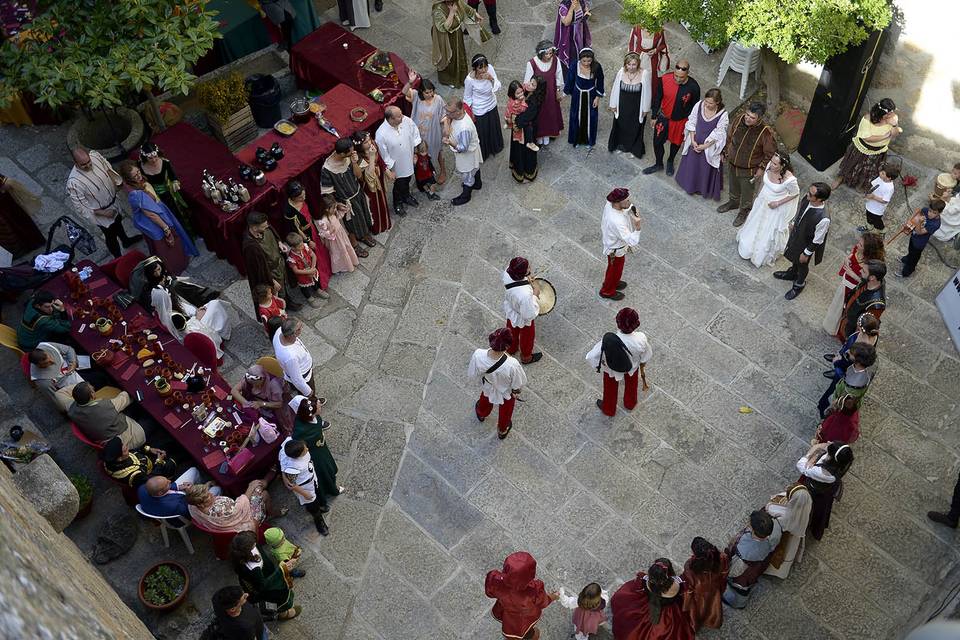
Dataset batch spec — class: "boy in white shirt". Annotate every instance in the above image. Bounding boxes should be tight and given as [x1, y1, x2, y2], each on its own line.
[861, 163, 898, 233]
[467, 328, 527, 439]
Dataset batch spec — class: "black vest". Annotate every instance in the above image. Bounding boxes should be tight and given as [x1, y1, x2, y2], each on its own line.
[784, 197, 829, 265]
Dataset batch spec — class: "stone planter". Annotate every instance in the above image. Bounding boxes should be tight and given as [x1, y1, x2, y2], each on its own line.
[67, 106, 145, 162]
[138, 561, 190, 612]
[207, 105, 258, 151]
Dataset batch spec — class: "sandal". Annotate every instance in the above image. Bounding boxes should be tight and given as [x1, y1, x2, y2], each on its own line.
[278, 605, 302, 621]
[361, 236, 377, 248]
[353, 245, 369, 258]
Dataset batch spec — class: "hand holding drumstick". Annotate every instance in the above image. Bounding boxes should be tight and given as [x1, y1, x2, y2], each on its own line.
[526, 274, 541, 297]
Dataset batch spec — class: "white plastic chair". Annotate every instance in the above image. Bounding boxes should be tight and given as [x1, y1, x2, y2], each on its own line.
[135, 505, 195, 554]
[717, 41, 761, 99]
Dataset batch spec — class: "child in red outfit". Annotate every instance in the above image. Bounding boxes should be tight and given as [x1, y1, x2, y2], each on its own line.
[414, 142, 442, 201]
[505, 81, 539, 151]
[485, 552, 558, 640]
[255, 283, 287, 334]
[285, 232, 321, 302]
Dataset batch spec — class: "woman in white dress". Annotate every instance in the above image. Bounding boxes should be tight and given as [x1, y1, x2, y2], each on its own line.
[736, 151, 800, 267]
[152, 285, 237, 359]
[763, 483, 812, 579]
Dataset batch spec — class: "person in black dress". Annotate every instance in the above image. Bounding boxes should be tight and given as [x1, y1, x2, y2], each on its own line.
[138, 142, 195, 238]
[509, 77, 545, 183]
[607, 52, 651, 159]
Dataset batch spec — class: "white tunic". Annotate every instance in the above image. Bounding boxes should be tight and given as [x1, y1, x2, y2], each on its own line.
[66, 150, 123, 227]
[502, 270, 539, 328]
[375, 115, 421, 179]
[523, 57, 564, 90]
[449, 115, 482, 174]
[278, 437, 317, 505]
[680, 101, 729, 169]
[585, 330, 652, 381]
[467, 349, 527, 404]
[601, 202, 641, 256]
[463, 64, 502, 117]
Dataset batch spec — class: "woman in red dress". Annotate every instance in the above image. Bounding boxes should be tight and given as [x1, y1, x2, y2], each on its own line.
[353, 131, 391, 234]
[611, 559, 694, 640]
[680, 537, 728, 631]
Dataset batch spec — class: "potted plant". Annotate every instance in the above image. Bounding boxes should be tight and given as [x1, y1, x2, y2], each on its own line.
[138, 562, 190, 612]
[69, 473, 94, 520]
[196, 72, 256, 151]
[0, 0, 221, 158]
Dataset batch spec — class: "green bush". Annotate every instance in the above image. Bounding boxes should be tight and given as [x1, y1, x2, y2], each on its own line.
[143, 564, 186, 606]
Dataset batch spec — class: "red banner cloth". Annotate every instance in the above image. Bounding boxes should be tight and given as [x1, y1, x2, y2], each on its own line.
[44, 261, 281, 496]
[289, 22, 411, 114]
[148, 122, 279, 275]
[236, 84, 383, 218]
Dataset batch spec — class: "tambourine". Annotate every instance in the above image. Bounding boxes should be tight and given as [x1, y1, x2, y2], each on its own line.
[350, 107, 368, 122]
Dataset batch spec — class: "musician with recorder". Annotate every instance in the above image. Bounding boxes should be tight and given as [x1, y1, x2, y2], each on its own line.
[502, 256, 543, 364]
[468, 327, 528, 439]
[896, 198, 943, 279]
[586, 307, 652, 416]
[599, 187, 642, 300]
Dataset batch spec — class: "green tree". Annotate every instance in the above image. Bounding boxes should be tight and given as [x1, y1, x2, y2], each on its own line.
[0, 0, 221, 115]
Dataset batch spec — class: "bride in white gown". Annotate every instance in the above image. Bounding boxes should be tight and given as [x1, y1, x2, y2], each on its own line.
[736, 152, 800, 267]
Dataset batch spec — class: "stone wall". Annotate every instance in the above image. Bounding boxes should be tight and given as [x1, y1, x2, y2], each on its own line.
[0, 465, 153, 640]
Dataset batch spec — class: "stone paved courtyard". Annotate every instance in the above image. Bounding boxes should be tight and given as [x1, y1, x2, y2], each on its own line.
[2, 1, 960, 639]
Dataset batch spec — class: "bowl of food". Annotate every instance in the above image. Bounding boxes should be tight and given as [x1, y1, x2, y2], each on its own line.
[274, 119, 297, 136]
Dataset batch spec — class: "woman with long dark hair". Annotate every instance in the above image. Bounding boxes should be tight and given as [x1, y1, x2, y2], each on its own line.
[735, 150, 800, 267]
[564, 47, 604, 149]
[680, 537, 728, 631]
[822, 231, 884, 336]
[610, 558, 693, 640]
[509, 77, 545, 183]
[798, 441, 854, 540]
[138, 142, 195, 238]
[832, 98, 902, 192]
[554, 0, 591, 71]
[523, 40, 564, 145]
[463, 53, 504, 160]
[229, 530, 301, 620]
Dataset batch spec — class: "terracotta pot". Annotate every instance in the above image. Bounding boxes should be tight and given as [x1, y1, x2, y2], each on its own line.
[137, 561, 189, 612]
[163, 398, 175, 407]
[95, 318, 113, 336]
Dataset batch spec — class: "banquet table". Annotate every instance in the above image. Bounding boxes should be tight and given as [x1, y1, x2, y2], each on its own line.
[290, 22, 411, 114]
[148, 122, 278, 275]
[44, 262, 280, 496]
[236, 84, 383, 219]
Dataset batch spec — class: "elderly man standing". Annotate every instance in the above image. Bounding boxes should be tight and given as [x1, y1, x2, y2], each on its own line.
[443, 96, 483, 206]
[66, 146, 141, 257]
[68, 381, 147, 448]
[273, 318, 315, 397]
[599, 187, 642, 300]
[375, 106, 422, 218]
[243, 211, 302, 314]
[717, 101, 777, 227]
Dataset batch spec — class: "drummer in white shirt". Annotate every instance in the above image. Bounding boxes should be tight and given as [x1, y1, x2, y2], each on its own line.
[586, 307, 652, 416]
[468, 328, 528, 439]
[502, 256, 542, 364]
[599, 187, 642, 300]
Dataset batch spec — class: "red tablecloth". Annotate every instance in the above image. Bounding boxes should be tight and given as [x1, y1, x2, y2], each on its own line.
[290, 22, 411, 114]
[147, 123, 279, 275]
[44, 262, 280, 496]
[236, 84, 383, 218]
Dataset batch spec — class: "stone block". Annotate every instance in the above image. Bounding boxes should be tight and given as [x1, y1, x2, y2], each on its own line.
[392, 452, 484, 549]
[449, 517, 522, 579]
[460, 254, 508, 313]
[555, 489, 615, 542]
[346, 419, 407, 506]
[585, 519, 663, 584]
[523, 350, 591, 413]
[642, 339, 713, 403]
[668, 280, 729, 327]
[393, 279, 460, 346]
[418, 217, 480, 283]
[11, 454, 78, 532]
[667, 323, 751, 385]
[222, 319, 271, 365]
[507, 390, 587, 465]
[797, 576, 897, 640]
[379, 340, 436, 384]
[565, 442, 650, 516]
[314, 307, 357, 348]
[682, 252, 781, 318]
[344, 304, 398, 365]
[432, 568, 492, 628]
[296, 321, 337, 368]
[630, 491, 690, 550]
[367, 267, 414, 308]
[489, 434, 571, 513]
[731, 366, 816, 439]
[341, 374, 423, 424]
[545, 237, 604, 291]
[632, 391, 724, 464]
[691, 383, 790, 458]
[315, 496, 380, 578]
[286, 554, 356, 639]
[312, 361, 373, 413]
[374, 502, 457, 594]
[408, 412, 493, 494]
[706, 307, 803, 379]
[329, 268, 370, 308]
[539, 534, 618, 592]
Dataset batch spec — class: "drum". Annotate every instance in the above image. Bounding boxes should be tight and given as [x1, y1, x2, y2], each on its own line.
[935, 172, 957, 199]
[535, 278, 556, 315]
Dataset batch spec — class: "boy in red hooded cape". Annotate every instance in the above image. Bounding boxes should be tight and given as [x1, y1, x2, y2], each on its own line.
[485, 551, 559, 639]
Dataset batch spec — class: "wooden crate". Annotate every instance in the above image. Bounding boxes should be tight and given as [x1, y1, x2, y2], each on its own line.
[207, 105, 257, 151]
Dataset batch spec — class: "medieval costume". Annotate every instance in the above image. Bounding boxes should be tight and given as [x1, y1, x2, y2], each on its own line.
[610, 571, 693, 640]
[243, 221, 295, 313]
[102, 445, 177, 488]
[628, 27, 669, 76]
[840, 280, 885, 340]
[647, 71, 699, 174]
[524, 42, 565, 143]
[509, 84, 542, 182]
[557, 587, 608, 640]
[234, 543, 295, 613]
[722, 520, 782, 608]
[720, 112, 777, 220]
[336, 0, 370, 29]
[680, 551, 728, 631]
[234, 363, 295, 435]
[359, 140, 391, 233]
[564, 48, 604, 148]
[764, 484, 812, 579]
[448, 107, 483, 205]
[502, 257, 540, 363]
[320, 153, 373, 242]
[675, 99, 728, 200]
[290, 396, 341, 508]
[554, 0, 591, 71]
[798, 445, 852, 540]
[599, 188, 640, 299]
[901, 205, 942, 278]
[464, 60, 504, 160]
[775, 196, 831, 299]
[822, 241, 867, 336]
[586, 308, 651, 417]
[607, 58, 651, 159]
[431, 1, 490, 88]
[468, 334, 527, 439]
[736, 161, 800, 265]
[837, 114, 897, 192]
[126, 184, 198, 275]
[139, 151, 194, 238]
[129, 255, 219, 314]
[814, 408, 861, 444]
[284, 198, 332, 290]
[485, 552, 553, 639]
[466, 0, 499, 34]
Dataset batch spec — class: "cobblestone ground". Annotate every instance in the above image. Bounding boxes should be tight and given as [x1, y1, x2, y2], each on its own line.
[2, 1, 959, 639]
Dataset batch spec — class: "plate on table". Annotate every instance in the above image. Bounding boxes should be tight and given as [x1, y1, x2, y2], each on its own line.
[274, 119, 297, 136]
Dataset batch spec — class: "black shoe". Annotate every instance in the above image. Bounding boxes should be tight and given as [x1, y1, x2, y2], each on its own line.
[452, 186, 472, 206]
[822, 370, 835, 379]
[521, 352, 543, 364]
[733, 210, 749, 227]
[374, 0, 382, 10]
[927, 511, 959, 528]
[122, 234, 144, 247]
[784, 286, 803, 300]
[616, 281, 627, 290]
[772, 270, 795, 281]
[472, 171, 483, 190]
[290, 568, 307, 578]
[426, 192, 441, 201]
[317, 502, 330, 514]
[403, 195, 419, 207]
[394, 204, 406, 217]
[665, 160, 675, 176]
[497, 422, 512, 439]
[314, 516, 329, 537]
[487, 4, 501, 34]
[823, 354, 834, 362]
[716, 202, 736, 213]
[642, 164, 664, 175]
[319, 419, 331, 431]
[899, 255, 907, 263]
[475, 401, 485, 422]
[600, 291, 625, 300]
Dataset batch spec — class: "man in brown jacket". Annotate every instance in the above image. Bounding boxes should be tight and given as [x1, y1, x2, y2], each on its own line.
[717, 102, 777, 227]
[242, 211, 302, 314]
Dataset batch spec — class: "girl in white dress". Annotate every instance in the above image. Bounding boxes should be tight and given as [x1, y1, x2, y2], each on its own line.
[736, 151, 800, 268]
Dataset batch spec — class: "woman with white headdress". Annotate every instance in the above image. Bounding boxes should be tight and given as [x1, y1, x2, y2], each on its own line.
[763, 483, 812, 579]
[797, 441, 854, 541]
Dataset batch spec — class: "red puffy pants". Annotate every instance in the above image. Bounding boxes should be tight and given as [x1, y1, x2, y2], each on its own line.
[600, 255, 625, 297]
[476, 393, 516, 431]
[599, 371, 640, 417]
[506, 319, 535, 361]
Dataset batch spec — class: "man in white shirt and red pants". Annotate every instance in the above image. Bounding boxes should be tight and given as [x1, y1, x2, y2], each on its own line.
[468, 328, 527, 439]
[599, 188, 642, 301]
[502, 256, 542, 364]
[586, 307, 652, 416]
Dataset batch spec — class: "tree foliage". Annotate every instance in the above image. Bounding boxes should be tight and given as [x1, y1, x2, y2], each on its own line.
[622, 0, 892, 64]
[0, 0, 222, 110]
